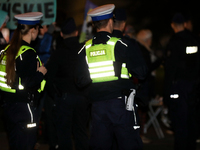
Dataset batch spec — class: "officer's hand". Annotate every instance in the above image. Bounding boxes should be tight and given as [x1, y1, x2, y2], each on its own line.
[37, 62, 47, 75]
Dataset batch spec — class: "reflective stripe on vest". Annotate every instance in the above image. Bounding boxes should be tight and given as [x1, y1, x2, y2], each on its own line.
[0, 45, 46, 93]
[85, 37, 129, 83]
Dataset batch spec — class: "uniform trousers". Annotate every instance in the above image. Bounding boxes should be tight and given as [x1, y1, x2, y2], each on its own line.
[90, 97, 143, 150]
[2, 102, 38, 150]
[168, 80, 199, 150]
[54, 93, 90, 150]
[43, 93, 58, 149]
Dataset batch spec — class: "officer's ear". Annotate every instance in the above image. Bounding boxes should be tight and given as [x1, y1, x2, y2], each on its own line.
[171, 23, 175, 30]
[75, 30, 78, 37]
[121, 21, 126, 31]
[60, 32, 64, 37]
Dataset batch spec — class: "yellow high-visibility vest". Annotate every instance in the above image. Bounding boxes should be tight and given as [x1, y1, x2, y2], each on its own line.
[85, 37, 129, 83]
[0, 45, 46, 93]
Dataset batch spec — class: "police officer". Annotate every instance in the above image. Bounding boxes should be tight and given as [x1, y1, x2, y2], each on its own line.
[76, 4, 147, 150]
[112, 8, 152, 143]
[0, 12, 47, 150]
[164, 13, 200, 150]
[112, 8, 145, 83]
[112, 8, 143, 89]
[112, 8, 127, 38]
[45, 17, 90, 150]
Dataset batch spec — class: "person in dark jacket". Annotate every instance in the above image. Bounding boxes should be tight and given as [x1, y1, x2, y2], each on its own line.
[112, 8, 153, 144]
[76, 4, 147, 150]
[45, 17, 90, 150]
[164, 13, 200, 150]
[0, 12, 47, 150]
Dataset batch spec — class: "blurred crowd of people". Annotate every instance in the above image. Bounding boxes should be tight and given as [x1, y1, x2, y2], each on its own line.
[0, 3, 200, 150]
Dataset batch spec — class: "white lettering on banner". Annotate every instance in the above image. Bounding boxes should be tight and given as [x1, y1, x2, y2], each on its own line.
[186, 46, 198, 54]
[90, 50, 106, 57]
[0, 0, 56, 30]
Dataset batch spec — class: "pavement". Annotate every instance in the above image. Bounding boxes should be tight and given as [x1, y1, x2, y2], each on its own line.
[0, 120, 200, 150]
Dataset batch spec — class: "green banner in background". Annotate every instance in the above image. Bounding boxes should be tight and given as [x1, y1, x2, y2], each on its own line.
[0, 0, 57, 30]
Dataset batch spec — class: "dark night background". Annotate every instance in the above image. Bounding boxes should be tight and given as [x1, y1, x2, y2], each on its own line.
[56, 0, 200, 52]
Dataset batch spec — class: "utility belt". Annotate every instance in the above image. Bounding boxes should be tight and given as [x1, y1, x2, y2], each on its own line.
[1, 89, 40, 107]
[55, 92, 68, 98]
[27, 90, 40, 107]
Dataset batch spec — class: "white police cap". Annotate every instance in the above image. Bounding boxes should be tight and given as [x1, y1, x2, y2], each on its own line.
[14, 12, 43, 25]
[87, 4, 115, 21]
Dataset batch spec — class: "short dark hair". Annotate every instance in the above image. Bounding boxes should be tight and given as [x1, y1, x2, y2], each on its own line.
[171, 13, 185, 24]
[62, 30, 77, 38]
[61, 17, 76, 34]
[113, 20, 125, 28]
[92, 18, 110, 30]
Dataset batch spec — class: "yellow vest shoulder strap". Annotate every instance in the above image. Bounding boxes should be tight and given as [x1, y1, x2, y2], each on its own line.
[85, 37, 120, 46]
[107, 37, 120, 44]
[16, 45, 36, 59]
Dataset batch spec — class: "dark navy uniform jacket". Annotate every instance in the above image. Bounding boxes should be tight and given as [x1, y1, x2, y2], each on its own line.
[46, 36, 86, 97]
[165, 30, 200, 80]
[164, 29, 200, 101]
[76, 31, 147, 102]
